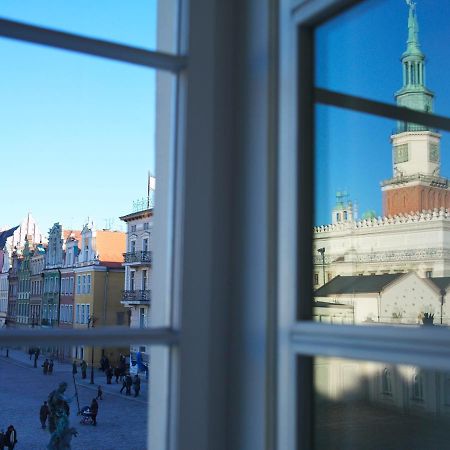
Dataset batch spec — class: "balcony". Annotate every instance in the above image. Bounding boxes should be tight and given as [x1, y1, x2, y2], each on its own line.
[121, 290, 151, 305]
[123, 251, 152, 265]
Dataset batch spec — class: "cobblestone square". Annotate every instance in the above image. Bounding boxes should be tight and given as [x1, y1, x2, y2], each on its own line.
[0, 350, 148, 450]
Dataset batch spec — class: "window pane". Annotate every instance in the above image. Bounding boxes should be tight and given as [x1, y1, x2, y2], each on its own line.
[315, 356, 450, 449]
[1, 39, 176, 333]
[0, 344, 150, 448]
[314, 104, 450, 326]
[315, 0, 450, 118]
[0, 0, 179, 53]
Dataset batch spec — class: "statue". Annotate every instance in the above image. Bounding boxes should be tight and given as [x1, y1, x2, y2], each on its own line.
[47, 382, 77, 450]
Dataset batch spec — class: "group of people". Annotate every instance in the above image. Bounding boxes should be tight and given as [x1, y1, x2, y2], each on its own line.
[0, 425, 17, 449]
[41, 359, 54, 375]
[119, 373, 141, 397]
[72, 359, 88, 379]
[100, 354, 128, 385]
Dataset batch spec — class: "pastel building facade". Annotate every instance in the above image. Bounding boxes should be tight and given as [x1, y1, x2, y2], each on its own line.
[72, 224, 127, 364]
[120, 208, 153, 365]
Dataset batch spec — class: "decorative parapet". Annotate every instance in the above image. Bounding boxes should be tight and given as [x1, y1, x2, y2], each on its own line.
[314, 208, 450, 234]
[313, 248, 450, 265]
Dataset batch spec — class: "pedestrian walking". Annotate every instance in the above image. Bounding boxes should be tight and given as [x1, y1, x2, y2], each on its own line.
[133, 374, 141, 397]
[105, 366, 113, 384]
[125, 374, 133, 396]
[5, 425, 17, 450]
[114, 366, 120, 383]
[96, 385, 103, 400]
[48, 359, 54, 375]
[33, 350, 39, 368]
[0, 429, 5, 449]
[90, 398, 99, 426]
[80, 359, 87, 379]
[72, 360, 77, 375]
[42, 359, 49, 375]
[39, 401, 50, 429]
[120, 378, 127, 394]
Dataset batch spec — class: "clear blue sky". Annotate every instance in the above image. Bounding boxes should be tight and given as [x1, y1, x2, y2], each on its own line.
[0, 1, 158, 233]
[315, 0, 450, 225]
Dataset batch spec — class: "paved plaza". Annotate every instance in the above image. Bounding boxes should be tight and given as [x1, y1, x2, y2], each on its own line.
[0, 349, 148, 449]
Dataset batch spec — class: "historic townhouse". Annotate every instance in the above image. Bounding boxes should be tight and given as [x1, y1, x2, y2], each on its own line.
[7, 251, 20, 326]
[0, 226, 18, 327]
[29, 243, 46, 327]
[120, 207, 153, 365]
[16, 240, 32, 326]
[42, 223, 64, 327]
[59, 231, 81, 330]
[73, 223, 126, 363]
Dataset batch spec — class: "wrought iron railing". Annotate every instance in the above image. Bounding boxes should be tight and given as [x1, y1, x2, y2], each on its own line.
[123, 251, 152, 264]
[122, 290, 151, 303]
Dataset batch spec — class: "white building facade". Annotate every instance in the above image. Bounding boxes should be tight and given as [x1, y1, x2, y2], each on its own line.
[120, 208, 153, 365]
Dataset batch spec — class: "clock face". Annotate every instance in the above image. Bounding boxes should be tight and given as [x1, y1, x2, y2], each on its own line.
[429, 143, 440, 163]
[394, 144, 409, 164]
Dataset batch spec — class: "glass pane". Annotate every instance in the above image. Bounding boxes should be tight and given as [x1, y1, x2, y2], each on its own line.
[315, 356, 450, 449]
[315, 0, 450, 118]
[314, 104, 450, 326]
[0, 344, 150, 448]
[0, 0, 179, 53]
[0, 38, 176, 331]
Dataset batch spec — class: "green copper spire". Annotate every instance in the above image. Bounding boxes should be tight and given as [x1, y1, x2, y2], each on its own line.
[405, 0, 422, 56]
[395, 0, 434, 133]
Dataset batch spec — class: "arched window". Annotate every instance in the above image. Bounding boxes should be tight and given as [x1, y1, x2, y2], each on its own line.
[382, 368, 392, 395]
[412, 373, 424, 401]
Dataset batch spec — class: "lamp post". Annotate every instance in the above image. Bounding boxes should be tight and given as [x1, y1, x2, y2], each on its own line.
[317, 248, 326, 285]
[87, 315, 97, 384]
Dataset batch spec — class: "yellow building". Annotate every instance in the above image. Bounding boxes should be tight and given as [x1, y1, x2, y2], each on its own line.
[73, 224, 128, 365]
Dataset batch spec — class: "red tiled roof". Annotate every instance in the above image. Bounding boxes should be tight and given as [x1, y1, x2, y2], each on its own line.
[95, 230, 126, 263]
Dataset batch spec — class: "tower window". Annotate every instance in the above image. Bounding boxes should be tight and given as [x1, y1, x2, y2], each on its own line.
[394, 144, 409, 163]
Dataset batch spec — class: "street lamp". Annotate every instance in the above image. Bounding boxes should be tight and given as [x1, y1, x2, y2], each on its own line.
[317, 248, 326, 285]
[87, 315, 97, 384]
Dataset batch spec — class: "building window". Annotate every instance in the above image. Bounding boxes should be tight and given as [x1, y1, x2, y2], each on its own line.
[314, 273, 319, 285]
[69, 305, 73, 323]
[382, 368, 392, 395]
[130, 271, 135, 291]
[130, 240, 136, 254]
[81, 304, 85, 324]
[327, 272, 333, 282]
[86, 304, 90, 322]
[76, 276, 81, 294]
[143, 222, 149, 230]
[82, 275, 86, 294]
[412, 373, 424, 401]
[140, 307, 146, 328]
[143, 238, 149, 253]
[425, 270, 432, 278]
[131, 225, 137, 232]
[142, 270, 148, 291]
[87, 274, 91, 294]
[70, 277, 74, 294]
[76, 305, 80, 324]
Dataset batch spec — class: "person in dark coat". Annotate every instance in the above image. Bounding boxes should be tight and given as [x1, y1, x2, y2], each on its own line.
[120, 377, 127, 394]
[39, 401, 49, 429]
[105, 366, 113, 384]
[125, 374, 133, 396]
[0, 429, 5, 449]
[48, 359, 54, 375]
[42, 359, 49, 375]
[72, 360, 77, 375]
[90, 398, 98, 426]
[133, 374, 141, 397]
[96, 385, 103, 401]
[80, 360, 87, 379]
[5, 425, 17, 450]
[114, 366, 120, 383]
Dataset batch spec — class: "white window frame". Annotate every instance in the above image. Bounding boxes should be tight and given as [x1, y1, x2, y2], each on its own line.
[0, 2, 274, 449]
[278, 1, 450, 449]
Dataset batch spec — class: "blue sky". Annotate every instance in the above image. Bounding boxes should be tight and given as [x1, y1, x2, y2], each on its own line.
[315, 0, 450, 225]
[0, 1, 158, 233]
